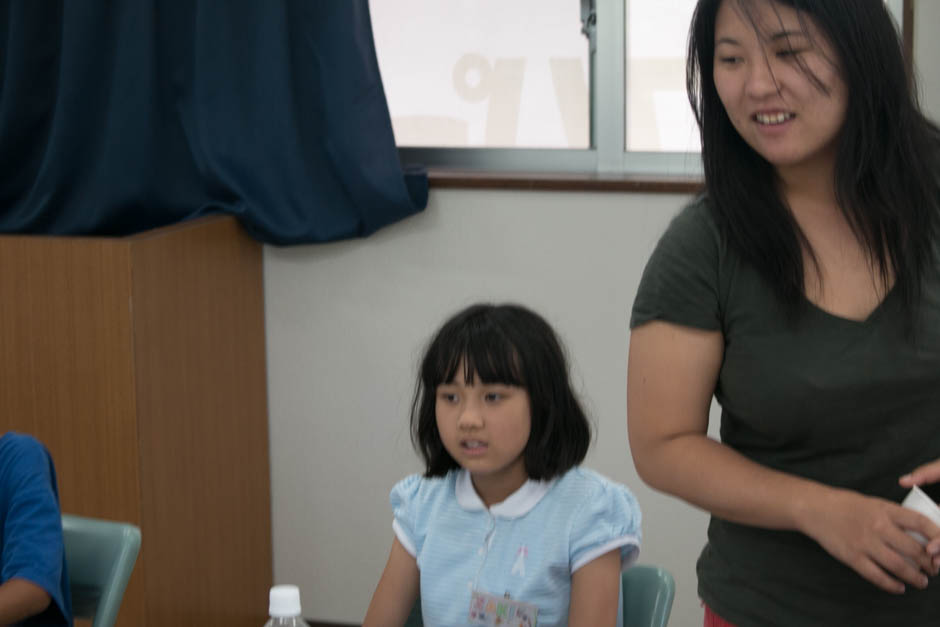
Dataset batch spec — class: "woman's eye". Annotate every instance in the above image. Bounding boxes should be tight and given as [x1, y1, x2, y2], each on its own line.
[718, 56, 742, 66]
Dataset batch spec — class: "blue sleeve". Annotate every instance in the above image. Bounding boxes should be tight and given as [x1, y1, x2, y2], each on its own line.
[390, 474, 424, 558]
[569, 477, 642, 573]
[0, 434, 70, 624]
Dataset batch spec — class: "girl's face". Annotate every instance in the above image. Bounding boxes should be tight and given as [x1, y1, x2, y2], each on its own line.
[712, 0, 847, 178]
[435, 368, 531, 496]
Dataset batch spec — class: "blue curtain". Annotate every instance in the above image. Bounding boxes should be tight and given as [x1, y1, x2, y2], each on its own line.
[0, 1, 426, 244]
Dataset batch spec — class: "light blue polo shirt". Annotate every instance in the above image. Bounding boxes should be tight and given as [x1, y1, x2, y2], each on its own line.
[391, 467, 641, 627]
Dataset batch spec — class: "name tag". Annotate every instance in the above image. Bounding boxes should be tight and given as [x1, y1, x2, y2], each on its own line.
[469, 590, 538, 627]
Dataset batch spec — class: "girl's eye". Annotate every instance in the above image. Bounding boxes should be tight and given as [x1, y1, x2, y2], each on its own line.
[718, 56, 742, 66]
[776, 48, 803, 59]
[484, 392, 504, 403]
[439, 392, 459, 404]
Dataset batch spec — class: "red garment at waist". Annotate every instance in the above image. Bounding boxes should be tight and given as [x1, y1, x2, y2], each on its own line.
[704, 604, 738, 627]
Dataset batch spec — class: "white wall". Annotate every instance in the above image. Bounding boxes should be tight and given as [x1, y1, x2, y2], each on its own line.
[265, 189, 721, 625]
[915, 0, 940, 124]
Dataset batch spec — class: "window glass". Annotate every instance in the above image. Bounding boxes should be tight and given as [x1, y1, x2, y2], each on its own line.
[625, 0, 700, 153]
[370, 0, 589, 148]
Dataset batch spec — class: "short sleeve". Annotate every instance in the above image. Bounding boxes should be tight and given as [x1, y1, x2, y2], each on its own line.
[630, 197, 723, 331]
[390, 474, 423, 558]
[569, 477, 642, 573]
[0, 434, 70, 624]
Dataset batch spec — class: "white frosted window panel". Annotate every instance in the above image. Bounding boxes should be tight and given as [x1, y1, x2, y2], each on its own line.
[370, 0, 589, 148]
[625, 0, 700, 153]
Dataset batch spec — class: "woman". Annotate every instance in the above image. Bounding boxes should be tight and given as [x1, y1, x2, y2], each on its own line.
[628, 0, 940, 625]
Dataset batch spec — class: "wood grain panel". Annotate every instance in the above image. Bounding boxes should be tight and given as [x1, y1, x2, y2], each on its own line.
[129, 216, 271, 627]
[1, 216, 270, 626]
[0, 235, 146, 624]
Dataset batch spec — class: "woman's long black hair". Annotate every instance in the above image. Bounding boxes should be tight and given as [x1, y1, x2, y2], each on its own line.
[688, 0, 940, 324]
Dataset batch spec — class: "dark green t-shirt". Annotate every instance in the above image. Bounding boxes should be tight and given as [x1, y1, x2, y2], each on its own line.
[631, 196, 940, 627]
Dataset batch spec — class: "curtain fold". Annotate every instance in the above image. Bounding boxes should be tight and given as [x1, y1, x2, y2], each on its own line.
[0, 0, 426, 244]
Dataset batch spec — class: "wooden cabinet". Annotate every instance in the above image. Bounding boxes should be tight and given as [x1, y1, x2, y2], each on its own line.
[0, 216, 272, 627]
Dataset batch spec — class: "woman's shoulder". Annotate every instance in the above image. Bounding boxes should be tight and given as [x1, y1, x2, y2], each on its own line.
[631, 193, 729, 331]
[646, 192, 726, 271]
[665, 193, 723, 246]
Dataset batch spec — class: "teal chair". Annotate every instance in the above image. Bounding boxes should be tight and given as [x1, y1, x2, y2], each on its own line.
[404, 564, 675, 626]
[404, 597, 422, 627]
[622, 564, 675, 627]
[62, 514, 142, 627]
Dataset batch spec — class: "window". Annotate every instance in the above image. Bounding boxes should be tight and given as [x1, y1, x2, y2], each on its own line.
[371, 0, 908, 177]
[625, 0, 699, 153]
[371, 0, 589, 149]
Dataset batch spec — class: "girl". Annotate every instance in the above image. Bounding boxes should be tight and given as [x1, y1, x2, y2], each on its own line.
[364, 303, 641, 627]
[628, 1, 940, 626]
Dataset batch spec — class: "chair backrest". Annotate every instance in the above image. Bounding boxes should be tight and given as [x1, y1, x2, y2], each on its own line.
[62, 514, 141, 627]
[403, 564, 675, 627]
[404, 597, 422, 627]
[622, 564, 675, 627]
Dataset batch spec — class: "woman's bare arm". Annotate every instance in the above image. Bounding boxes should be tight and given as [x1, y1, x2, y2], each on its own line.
[628, 321, 938, 593]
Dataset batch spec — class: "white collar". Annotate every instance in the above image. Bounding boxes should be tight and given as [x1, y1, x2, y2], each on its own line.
[455, 469, 555, 519]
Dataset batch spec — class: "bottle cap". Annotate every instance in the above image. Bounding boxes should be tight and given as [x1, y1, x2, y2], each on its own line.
[269, 584, 302, 617]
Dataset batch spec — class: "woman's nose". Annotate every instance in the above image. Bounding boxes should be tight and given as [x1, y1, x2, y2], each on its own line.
[745, 58, 779, 99]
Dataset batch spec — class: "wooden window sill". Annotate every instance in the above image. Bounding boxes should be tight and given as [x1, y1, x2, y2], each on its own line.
[427, 168, 703, 194]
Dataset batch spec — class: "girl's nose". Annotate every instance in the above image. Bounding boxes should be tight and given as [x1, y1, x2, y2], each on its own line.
[457, 402, 483, 429]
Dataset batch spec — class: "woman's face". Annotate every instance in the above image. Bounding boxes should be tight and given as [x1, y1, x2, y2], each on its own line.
[712, 0, 847, 177]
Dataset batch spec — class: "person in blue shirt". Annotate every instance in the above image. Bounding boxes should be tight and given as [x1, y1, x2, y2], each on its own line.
[364, 303, 642, 627]
[0, 432, 71, 626]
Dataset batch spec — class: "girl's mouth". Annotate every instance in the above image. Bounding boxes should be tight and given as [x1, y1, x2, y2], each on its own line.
[461, 440, 488, 454]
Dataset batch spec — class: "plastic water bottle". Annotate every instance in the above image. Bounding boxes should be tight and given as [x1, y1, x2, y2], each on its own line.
[263, 584, 306, 627]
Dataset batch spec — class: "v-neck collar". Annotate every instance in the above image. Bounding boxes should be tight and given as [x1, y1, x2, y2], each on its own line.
[803, 283, 898, 327]
[455, 469, 555, 519]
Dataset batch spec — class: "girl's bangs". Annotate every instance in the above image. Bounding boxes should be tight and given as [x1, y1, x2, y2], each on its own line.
[433, 325, 524, 388]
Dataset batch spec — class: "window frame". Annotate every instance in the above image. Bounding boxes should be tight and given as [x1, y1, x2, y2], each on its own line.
[397, 0, 912, 186]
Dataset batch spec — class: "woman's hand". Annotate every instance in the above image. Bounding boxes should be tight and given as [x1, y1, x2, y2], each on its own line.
[797, 487, 940, 594]
[900, 459, 940, 569]
[900, 459, 940, 489]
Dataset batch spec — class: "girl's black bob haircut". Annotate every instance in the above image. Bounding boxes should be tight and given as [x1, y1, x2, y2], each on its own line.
[411, 303, 591, 480]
